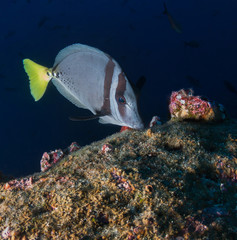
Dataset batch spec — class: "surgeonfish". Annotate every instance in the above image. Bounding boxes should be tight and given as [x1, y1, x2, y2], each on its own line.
[163, 2, 182, 34]
[23, 43, 144, 129]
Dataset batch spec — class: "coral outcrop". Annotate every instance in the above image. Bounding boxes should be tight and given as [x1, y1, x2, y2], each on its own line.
[169, 89, 226, 121]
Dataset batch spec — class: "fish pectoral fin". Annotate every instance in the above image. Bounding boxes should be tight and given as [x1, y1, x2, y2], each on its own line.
[69, 114, 104, 121]
[98, 117, 114, 125]
[136, 75, 146, 91]
[23, 59, 52, 101]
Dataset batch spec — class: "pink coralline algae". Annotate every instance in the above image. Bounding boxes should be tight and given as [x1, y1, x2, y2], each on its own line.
[216, 158, 237, 184]
[40, 149, 64, 172]
[67, 141, 80, 153]
[4, 177, 33, 191]
[101, 144, 113, 154]
[149, 116, 162, 128]
[110, 169, 135, 192]
[40, 142, 80, 172]
[2, 227, 12, 239]
[183, 216, 208, 236]
[169, 89, 226, 121]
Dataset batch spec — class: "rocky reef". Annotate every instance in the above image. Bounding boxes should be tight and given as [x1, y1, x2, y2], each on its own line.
[0, 119, 237, 239]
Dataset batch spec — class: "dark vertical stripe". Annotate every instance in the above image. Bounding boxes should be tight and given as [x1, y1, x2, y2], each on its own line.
[116, 72, 127, 117]
[100, 58, 115, 115]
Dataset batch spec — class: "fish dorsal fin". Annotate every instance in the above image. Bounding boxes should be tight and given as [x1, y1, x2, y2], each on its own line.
[53, 43, 105, 67]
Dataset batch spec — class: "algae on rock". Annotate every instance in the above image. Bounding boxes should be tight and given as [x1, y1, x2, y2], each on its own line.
[0, 120, 236, 239]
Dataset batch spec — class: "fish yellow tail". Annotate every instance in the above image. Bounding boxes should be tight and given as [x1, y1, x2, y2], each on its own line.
[23, 59, 52, 101]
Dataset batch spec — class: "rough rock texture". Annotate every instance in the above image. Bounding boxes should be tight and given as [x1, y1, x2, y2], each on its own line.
[0, 120, 237, 240]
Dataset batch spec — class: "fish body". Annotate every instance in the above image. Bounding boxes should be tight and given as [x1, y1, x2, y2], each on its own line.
[23, 43, 144, 129]
[163, 3, 182, 33]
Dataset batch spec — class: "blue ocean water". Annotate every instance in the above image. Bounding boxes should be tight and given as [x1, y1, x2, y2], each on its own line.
[0, 0, 236, 177]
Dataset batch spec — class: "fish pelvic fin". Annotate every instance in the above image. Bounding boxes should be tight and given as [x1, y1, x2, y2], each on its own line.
[23, 59, 52, 101]
[69, 114, 105, 121]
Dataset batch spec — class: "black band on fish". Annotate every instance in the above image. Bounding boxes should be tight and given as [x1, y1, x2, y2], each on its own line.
[100, 58, 115, 115]
[116, 72, 127, 117]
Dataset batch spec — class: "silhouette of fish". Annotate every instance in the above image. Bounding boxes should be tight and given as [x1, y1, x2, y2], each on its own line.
[4, 31, 16, 39]
[38, 16, 50, 28]
[0, 73, 6, 79]
[121, 0, 129, 7]
[224, 80, 237, 96]
[163, 2, 182, 33]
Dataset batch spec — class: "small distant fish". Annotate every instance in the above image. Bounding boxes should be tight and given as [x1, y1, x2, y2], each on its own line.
[224, 80, 237, 96]
[121, 0, 129, 7]
[129, 24, 136, 31]
[185, 75, 201, 88]
[0, 73, 6, 79]
[38, 16, 50, 28]
[163, 2, 182, 33]
[184, 41, 200, 48]
[23, 44, 144, 129]
[128, 7, 136, 13]
[4, 31, 16, 39]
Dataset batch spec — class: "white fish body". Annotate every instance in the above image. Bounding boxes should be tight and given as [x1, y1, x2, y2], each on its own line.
[23, 43, 144, 129]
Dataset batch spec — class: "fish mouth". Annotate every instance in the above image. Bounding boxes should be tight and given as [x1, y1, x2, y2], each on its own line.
[112, 104, 144, 129]
[128, 118, 144, 130]
[131, 122, 144, 130]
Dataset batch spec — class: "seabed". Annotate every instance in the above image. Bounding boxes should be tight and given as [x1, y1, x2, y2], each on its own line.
[0, 120, 236, 239]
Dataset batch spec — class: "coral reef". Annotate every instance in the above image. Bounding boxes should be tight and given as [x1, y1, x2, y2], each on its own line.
[0, 120, 236, 239]
[169, 89, 226, 121]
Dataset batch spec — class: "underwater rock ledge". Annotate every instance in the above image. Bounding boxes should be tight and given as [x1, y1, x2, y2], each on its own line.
[0, 120, 237, 240]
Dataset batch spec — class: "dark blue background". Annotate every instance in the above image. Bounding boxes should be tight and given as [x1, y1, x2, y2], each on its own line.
[1, 0, 237, 177]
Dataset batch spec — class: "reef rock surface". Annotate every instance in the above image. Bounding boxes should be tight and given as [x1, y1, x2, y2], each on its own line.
[0, 120, 237, 239]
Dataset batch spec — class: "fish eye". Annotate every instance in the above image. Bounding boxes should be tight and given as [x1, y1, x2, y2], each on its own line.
[118, 96, 126, 104]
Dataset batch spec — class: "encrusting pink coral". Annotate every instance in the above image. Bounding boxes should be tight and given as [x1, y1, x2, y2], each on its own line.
[101, 144, 113, 154]
[4, 177, 33, 191]
[40, 142, 80, 172]
[40, 149, 64, 172]
[169, 89, 226, 121]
